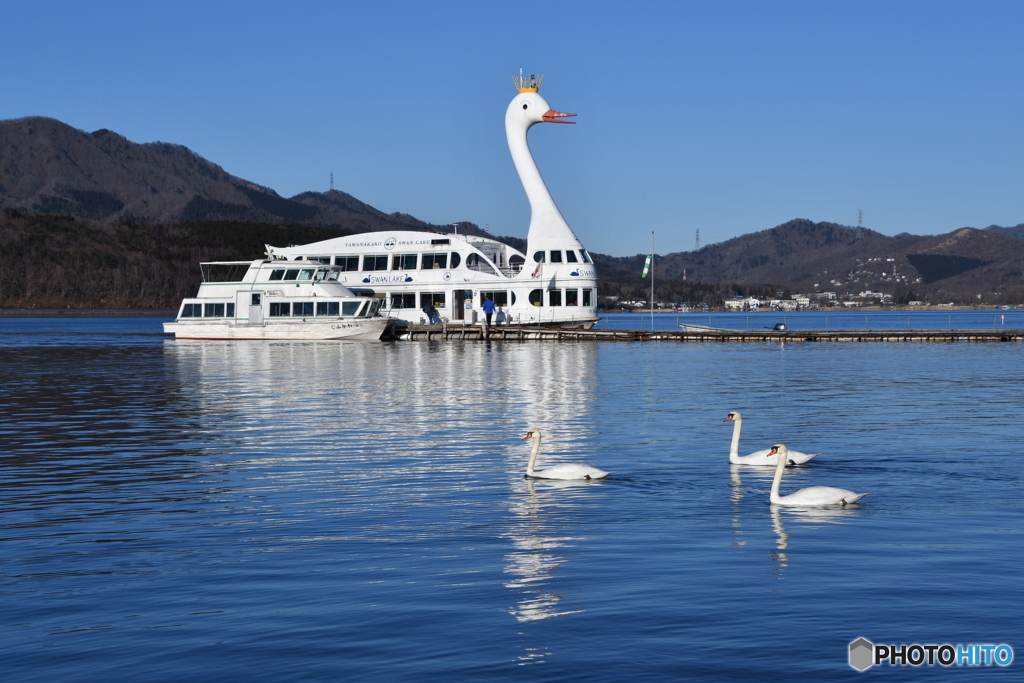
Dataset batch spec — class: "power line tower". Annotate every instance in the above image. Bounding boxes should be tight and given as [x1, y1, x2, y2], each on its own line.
[855, 210, 865, 241]
[330, 172, 334, 192]
[695, 229, 700, 251]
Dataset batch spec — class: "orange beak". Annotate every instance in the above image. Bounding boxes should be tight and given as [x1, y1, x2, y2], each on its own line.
[767, 447, 779, 457]
[542, 109, 576, 124]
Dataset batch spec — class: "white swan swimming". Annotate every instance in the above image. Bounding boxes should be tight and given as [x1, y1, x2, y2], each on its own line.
[725, 411, 819, 465]
[523, 429, 609, 480]
[767, 444, 869, 507]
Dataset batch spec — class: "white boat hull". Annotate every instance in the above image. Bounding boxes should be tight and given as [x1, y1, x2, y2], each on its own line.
[163, 318, 391, 341]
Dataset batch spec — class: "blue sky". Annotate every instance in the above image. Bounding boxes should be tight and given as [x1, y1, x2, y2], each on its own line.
[2, 1, 1022, 256]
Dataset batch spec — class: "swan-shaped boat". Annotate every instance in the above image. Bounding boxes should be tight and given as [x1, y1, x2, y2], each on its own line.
[766, 444, 869, 506]
[523, 429, 608, 480]
[263, 73, 598, 329]
[725, 411, 819, 465]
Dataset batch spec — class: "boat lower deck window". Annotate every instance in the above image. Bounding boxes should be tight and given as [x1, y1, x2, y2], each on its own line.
[479, 290, 508, 306]
[529, 289, 543, 306]
[583, 288, 594, 306]
[422, 254, 448, 270]
[181, 303, 201, 317]
[420, 292, 446, 308]
[204, 303, 226, 317]
[335, 256, 359, 271]
[295, 302, 314, 316]
[270, 302, 291, 316]
[391, 293, 416, 309]
[566, 289, 579, 306]
[317, 301, 340, 316]
[364, 255, 388, 271]
[549, 290, 562, 306]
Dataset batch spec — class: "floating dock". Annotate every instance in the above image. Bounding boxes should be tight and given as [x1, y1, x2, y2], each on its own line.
[399, 324, 1023, 343]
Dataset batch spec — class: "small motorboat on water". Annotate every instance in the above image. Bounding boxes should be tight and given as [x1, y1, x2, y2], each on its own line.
[163, 259, 394, 340]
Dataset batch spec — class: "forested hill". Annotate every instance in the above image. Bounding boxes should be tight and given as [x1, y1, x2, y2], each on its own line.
[592, 219, 1024, 302]
[0, 116, 488, 237]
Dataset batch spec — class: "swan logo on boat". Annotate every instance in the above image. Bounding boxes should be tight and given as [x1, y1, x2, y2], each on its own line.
[384, 237, 396, 250]
[849, 638, 1013, 671]
[443, 272, 452, 281]
[569, 268, 595, 277]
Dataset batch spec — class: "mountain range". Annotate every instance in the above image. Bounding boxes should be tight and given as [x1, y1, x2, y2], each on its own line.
[0, 116, 484, 235]
[2, 115, 1023, 304]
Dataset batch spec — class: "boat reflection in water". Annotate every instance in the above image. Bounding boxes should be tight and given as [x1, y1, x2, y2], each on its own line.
[503, 478, 603, 624]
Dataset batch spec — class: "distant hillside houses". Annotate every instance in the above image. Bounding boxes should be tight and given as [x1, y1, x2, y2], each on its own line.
[723, 291, 893, 311]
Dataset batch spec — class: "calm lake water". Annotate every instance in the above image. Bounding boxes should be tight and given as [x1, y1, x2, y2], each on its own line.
[2, 317, 1021, 681]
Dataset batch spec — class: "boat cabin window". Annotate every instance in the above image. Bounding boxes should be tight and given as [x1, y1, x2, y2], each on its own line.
[566, 289, 579, 306]
[422, 254, 448, 270]
[549, 290, 562, 306]
[204, 303, 227, 317]
[393, 254, 417, 270]
[550, 251, 563, 263]
[251, 293, 261, 305]
[283, 269, 300, 281]
[297, 269, 315, 281]
[580, 249, 593, 264]
[479, 290, 508, 306]
[335, 256, 359, 271]
[565, 250, 579, 263]
[420, 292, 446, 308]
[269, 270, 285, 281]
[270, 302, 291, 316]
[532, 251, 545, 263]
[181, 303, 201, 317]
[294, 302, 313, 316]
[466, 253, 498, 275]
[391, 293, 416, 309]
[317, 301, 340, 316]
[509, 255, 525, 272]
[430, 238, 450, 245]
[529, 289, 543, 306]
[583, 288, 594, 306]
[368, 299, 383, 316]
[342, 301, 363, 316]
[201, 263, 251, 283]
[450, 252, 461, 268]
[311, 256, 330, 264]
[364, 255, 389, 271]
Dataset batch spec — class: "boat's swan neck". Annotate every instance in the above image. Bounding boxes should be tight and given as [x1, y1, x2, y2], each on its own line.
[505, 91, 584, 253]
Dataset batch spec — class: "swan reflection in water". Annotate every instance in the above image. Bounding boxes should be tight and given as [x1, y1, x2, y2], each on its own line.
[729, 465, 862, 578]
[503, 478, 604, 629]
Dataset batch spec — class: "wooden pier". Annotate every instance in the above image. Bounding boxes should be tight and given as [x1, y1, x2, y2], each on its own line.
[399, 323, 1024, 343]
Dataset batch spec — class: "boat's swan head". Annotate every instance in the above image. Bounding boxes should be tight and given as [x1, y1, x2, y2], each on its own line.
[506, 92, 575, 134]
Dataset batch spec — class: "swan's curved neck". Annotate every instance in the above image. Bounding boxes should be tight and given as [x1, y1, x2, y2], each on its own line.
[506, 120, 583, 252]
[526, 433, 541, 476]
[728, 416, 742, 462]
[770, 448, 787, 504]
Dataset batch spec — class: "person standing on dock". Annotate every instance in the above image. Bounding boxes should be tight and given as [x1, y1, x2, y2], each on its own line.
[422, 302, 442, 325]
[483, 296, 496, 326]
